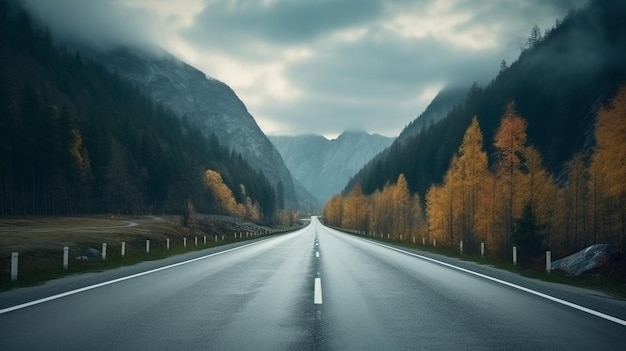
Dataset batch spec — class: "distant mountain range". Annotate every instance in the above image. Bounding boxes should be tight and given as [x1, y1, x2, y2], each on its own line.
[270, 131, 393, 205]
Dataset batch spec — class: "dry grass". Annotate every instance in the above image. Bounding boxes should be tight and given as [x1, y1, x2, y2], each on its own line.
[0, 215, 284, 289]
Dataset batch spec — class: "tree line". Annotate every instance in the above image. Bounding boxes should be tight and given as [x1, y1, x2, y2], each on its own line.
[324, 88, 626, 260]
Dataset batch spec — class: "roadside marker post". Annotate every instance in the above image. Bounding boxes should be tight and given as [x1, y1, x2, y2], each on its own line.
[63, 247, 69, 270]
[146, 239, 150, 254]
[546, 251, 552, 273]
[195, 237, 198, 246]
[102, 243, 107, 260]
[11, 252, 18, 281]
[481, 242, 485, 259]
[460, 241, 463, 254]
[166, 238, 170, 250]
[204, 236, 207, 245]
[184, 238, 187, 248]
[513, 246, 517, 266]
[121, 242, 126, 257]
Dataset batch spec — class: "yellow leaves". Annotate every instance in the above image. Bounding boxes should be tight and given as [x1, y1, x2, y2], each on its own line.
[323, 194, 344, 227]
[204, 169, 241, 218]
[592, 87, 626, 201]
[203, 169, 262, 221]
[324, 174, 425, 238]
[324, 90, 626, 253]
[69, 129, 91, 182]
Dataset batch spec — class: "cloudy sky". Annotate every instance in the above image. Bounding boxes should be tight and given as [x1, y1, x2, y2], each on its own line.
[23, 0, 586, 138]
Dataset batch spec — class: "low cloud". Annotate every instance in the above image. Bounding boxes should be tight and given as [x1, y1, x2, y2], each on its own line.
[19, 0, 588, 137]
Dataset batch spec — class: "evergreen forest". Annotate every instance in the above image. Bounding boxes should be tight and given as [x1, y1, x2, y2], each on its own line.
[0, 2, 277, 221]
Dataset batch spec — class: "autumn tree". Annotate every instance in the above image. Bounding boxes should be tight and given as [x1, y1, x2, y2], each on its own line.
[456, 117, 489, 251]
[522, 146, 558, 248]
[323, 194, 344, 227]
[589, 87, 626, 248]
[204, 169, 241, 217]
[391, 174, 412, 239]
[494, 103, 529, 247]
[342, 185, 368, 232]
[564, 153, 588, 248]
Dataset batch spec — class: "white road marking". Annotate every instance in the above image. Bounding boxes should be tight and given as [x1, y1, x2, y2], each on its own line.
[314, 278, 323, 304]
[0, 238, 285, 315]
[362, 238, 626, 327]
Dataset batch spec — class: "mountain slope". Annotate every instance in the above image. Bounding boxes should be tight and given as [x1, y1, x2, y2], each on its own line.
[270, 131, 393, 205]
[345, 0, 626, 198]
[0, 2, 276, 217]
[395, 85, 468, 144]
[95, 49, 309, 209]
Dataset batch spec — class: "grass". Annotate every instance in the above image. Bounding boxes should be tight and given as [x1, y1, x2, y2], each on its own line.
[0, 215, 300, 291]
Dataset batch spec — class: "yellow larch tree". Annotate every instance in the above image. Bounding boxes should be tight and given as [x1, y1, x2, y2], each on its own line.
[204, 169, 241, 217]
[589, 86, 626, 247]
[456, 117, 489, 251]
[391, 174, 412, 239]
[494, 103, 529, 246]
[323, 194, 344, 227]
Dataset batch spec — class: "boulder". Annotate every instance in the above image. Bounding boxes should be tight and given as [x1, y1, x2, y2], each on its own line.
[83, 247, 101, 258]
[552, 244, 611, 276]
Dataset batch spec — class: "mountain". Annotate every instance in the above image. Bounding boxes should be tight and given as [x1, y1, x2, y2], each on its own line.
[0, 2, 276, 218]
[395, 85, 468, 144]
[270, 131, 393, 205]
[344, 0, 626, 199]
[93, 48, 312, 209]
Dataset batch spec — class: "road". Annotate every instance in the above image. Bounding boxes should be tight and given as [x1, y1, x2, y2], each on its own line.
[1, 217, 625, 350]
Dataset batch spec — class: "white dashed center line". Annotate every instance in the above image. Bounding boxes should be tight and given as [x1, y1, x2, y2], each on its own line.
[314, 278, 323, 304]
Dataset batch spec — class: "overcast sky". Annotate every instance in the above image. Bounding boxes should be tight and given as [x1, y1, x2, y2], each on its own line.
[22, 0, 586, 138]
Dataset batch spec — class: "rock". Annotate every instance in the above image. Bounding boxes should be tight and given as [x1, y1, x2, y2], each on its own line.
[552, 244, 611, 276]
[84, 247, 101, 258]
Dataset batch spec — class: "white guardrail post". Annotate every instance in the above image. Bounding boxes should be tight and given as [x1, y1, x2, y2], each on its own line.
[63, 247, 69, 269]
[11, 252, 18, 281]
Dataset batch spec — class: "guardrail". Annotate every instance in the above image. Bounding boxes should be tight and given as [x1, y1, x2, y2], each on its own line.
[2, 229, 292, 285]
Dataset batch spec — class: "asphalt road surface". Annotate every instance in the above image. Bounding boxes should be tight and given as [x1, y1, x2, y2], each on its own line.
[1, 217, 625, 350]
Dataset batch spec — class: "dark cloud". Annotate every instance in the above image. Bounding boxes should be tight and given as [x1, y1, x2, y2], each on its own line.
[185, 0, 384, 49]
[285, 34, 497, 101]
[17, 0, 587, 137]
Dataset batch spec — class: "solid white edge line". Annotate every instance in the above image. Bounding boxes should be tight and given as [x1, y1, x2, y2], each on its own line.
[314, 277, 323, 304]
[0, 237, 283, 315]
[337, 230, 626, 328]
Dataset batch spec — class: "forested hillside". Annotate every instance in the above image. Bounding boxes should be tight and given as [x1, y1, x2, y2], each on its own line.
[346, 0, 626, 199]
[326, 89, 626, 258]
[329, 0, 626, 257]
[0, 2, 276, 220]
